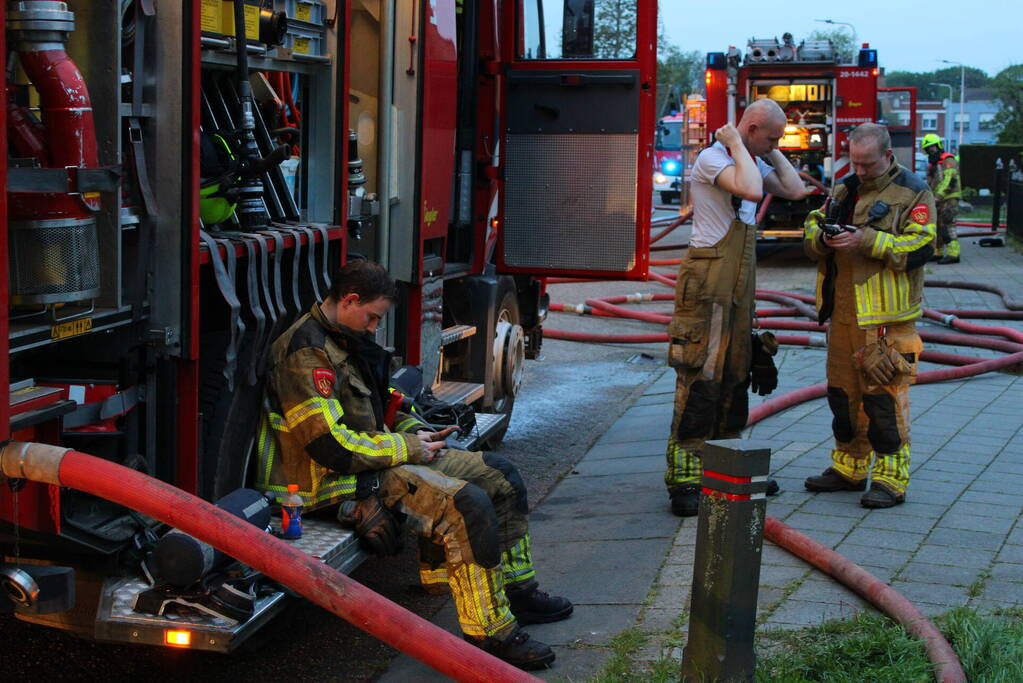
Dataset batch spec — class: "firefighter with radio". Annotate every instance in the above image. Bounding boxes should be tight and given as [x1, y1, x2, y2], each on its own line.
[921, 133, 962, 264]
[663, 98, 809, 517]
[803, 123, 936, 508]
[255, 260, 572, 670]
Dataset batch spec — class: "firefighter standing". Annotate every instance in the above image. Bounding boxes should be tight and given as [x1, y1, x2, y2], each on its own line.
[922, 133, 962, 264]
[256, 260, 572, 670]
[664, 99, 808, 516]
[803, 123, 937, 508]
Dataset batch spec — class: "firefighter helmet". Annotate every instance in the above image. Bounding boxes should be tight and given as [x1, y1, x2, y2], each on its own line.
[921, 134, 943, 151]
[199, 133, 239, 226]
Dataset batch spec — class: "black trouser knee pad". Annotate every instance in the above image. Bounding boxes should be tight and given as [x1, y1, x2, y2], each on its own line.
[862, 393, 902, 454]
[482, 453, 529, 514]
[678, 380, 720, 440]
[827, 385, 855, 443]
[453, 483, 501, 568]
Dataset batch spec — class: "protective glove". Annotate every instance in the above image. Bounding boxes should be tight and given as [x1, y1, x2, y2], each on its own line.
[855, 343, 896, 386]
[750, 331, 779, 396]
[339, 495, 404, 557]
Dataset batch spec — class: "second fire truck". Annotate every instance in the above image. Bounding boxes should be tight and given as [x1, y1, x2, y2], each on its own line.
[704, 32, 917, 238]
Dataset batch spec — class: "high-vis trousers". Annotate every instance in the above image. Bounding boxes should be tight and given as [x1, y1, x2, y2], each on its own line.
[825, 320, 921, 495]
[665, 219, 757, 491]
[934, 199, 960, 258]
[375, 449, 534, 638]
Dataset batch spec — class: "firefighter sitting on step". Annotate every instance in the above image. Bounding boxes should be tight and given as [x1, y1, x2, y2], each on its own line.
[921, 133, 962, 264]
[255, 259, 572, 671]
[803, 123, 936, 508]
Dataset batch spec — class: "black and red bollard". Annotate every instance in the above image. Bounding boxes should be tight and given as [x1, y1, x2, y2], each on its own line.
[681, 439, 771, 682]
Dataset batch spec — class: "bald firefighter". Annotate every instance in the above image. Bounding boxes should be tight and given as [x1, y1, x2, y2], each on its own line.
[803, 123, 937, 508]
[256, 260, 571, 670]
[922, 133, 962, 264]
[664, 99, 808, 516]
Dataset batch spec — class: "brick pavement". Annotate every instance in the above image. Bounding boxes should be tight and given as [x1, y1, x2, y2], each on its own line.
[381, 236, 1023, 680]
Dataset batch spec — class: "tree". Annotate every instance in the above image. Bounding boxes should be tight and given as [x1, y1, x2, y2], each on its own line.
[592, 0, 637, 59]
[886, 66, 990, 101]
[992, 64, 1023, 144]
[658, 44, 704, 99]
[805, 29, 855, 64]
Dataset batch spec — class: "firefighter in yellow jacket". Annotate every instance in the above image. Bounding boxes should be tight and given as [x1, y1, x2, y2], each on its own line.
[256, 259, 571, 670]
[803, 123, 936, 508]
[922, 133, 962, 264]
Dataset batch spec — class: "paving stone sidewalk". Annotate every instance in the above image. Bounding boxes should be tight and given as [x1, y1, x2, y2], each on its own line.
[381, 238, 1023, 681]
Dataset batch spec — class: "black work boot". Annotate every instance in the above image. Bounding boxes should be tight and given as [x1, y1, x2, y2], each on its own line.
[766, 479, 780, 496]
[465, 626, 555, 670]
[861, 482, 905, 509]
[937, 255, 960, 265]
[507, 581, 573, 625]
[804, 468, 867, 492]
[669, 485, 700, 517]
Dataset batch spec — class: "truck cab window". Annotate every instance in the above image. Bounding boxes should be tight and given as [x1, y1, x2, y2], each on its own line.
[520, 0, 637, 60]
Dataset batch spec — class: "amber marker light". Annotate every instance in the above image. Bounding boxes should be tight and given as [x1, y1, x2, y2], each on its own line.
[165, 630, 192, 647]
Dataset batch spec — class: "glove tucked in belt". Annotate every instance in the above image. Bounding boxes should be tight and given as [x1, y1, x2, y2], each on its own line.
[750, 331, 779, 396]
[855, 337, 916, 386]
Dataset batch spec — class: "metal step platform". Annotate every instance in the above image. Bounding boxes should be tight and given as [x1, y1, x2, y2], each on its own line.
[431, 380, 485, 406]
[440, 324, 476, 346]
[93, 519, 366, 652]
[446, 412, 509, 451]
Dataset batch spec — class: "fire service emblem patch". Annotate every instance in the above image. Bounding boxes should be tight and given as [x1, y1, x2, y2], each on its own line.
[312, 368, 335, 397]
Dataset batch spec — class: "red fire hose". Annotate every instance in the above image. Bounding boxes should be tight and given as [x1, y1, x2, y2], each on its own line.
[764, 517, 966, 683]
[0, 443, 537, 683]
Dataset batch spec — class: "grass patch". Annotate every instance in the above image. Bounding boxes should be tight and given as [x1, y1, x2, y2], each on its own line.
[756, 613, 932, 682]
[590, 628, 648, 683]
[754, 608, 1023, 682]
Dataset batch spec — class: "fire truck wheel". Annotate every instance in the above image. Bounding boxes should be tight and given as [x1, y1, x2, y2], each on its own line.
[484, 279, 523, 449]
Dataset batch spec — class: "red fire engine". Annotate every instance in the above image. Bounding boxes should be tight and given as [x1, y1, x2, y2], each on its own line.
[704, 32, 917, 238]
[0, 0, 655, 651]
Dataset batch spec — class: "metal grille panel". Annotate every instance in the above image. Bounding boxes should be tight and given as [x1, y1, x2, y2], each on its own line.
[9, 217, 101, 304]
[504, 134, 637, 272]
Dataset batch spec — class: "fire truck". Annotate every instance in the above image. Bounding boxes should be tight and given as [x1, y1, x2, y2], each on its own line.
[704, 33, 917, 239]
[0, 0, 655, 651]
[653, 110, 684, 204]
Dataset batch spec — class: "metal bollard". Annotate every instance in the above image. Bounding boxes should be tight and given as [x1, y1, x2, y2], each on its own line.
[681, 439, 771, 683]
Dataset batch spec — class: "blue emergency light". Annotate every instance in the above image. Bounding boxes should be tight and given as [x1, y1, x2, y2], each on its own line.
[706, 52, 726, 70]
[858, 48, 878, 69]
[662, 159, 680, 174]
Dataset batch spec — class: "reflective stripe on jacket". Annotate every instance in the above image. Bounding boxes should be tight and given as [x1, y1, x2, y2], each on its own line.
[804, 162, 937, 328]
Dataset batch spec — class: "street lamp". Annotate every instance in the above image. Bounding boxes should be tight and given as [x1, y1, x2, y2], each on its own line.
[930, 82, 954, 148]
[814, 19, 857, 57]
[939, 59, 966, 152]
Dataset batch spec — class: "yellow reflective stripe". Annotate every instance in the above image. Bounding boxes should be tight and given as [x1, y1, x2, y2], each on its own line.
[396, 417, 425, 433]
[328, 422, 407, 464]
[284, 396, 330, 428]
[891, 223, 935, 253]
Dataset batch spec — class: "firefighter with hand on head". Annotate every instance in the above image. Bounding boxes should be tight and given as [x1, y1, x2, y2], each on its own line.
[921, 133, 962, 264]
[255, 260, 572, 670]
[664, 98, 809, 517]
[803, 123, 937, 508]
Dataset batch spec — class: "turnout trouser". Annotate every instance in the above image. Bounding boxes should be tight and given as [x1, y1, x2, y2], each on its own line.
[934, 199, 960, 258]
[375, 449, 534, 638]
[665, 219, 757, 491]
[825, 320, 921, 495]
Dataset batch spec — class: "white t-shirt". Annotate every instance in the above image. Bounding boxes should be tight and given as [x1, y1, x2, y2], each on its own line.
[689, 141, 775, 247]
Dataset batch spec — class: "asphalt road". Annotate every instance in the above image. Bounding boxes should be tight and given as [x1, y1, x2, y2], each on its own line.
[0, 202, 814, 681]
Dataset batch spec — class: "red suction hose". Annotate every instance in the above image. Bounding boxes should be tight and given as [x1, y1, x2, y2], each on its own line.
[0, 444, 537, 683]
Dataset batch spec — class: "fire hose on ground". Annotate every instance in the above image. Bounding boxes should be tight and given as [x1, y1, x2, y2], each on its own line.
[0, 443, 537, 683]
[543, 274, 1023, 682]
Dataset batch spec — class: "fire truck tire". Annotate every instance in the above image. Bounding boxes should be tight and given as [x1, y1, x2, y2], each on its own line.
[482, 278, 523, 449]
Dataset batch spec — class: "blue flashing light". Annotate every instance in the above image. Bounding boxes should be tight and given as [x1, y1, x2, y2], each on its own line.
[858, 48, 878, 68]
[662, 159, 680, 174]
[706, 52, 726, 70]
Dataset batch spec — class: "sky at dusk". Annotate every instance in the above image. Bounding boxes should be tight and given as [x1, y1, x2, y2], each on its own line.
[658, 1, 1019, 76]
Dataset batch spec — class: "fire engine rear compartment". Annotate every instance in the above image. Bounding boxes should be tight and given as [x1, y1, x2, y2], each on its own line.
[1, 0, 656, 652]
